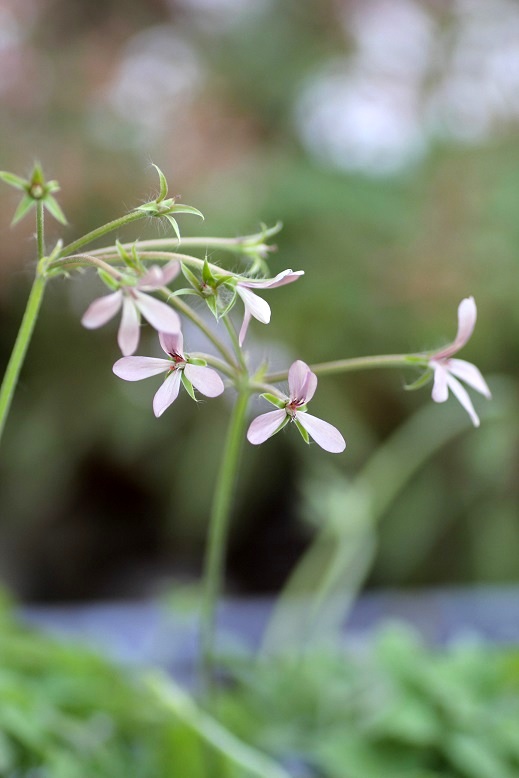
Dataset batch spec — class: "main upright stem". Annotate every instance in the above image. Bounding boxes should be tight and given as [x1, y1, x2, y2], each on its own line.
[0, 202, 46, 444]
[200, 387, 250, 689]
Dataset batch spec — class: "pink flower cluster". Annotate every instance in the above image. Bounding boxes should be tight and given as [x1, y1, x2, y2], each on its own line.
[80, 252, 490, 451]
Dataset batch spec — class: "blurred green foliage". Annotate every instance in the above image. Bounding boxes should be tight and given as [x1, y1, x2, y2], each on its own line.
[0, 0, 518, 598]
[218, 626, 519, 778]
[2, 592, 519, 778]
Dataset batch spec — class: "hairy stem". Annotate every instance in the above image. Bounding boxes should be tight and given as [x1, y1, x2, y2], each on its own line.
[58, 210, 146, 258]
[265, 354, 426, 384]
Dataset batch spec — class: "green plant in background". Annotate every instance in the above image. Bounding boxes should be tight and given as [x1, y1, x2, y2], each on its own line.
[217, 625, 519, 778]
[2, 595, 519, 778]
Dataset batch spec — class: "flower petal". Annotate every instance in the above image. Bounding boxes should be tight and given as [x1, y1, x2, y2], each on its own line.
[153, 370, 181, 417]
[435, 296, 477, 359]
[296, 412, 346, 453]
[238, 309, 252, 347]
[134, 291, 181, 334]
[113, 356, 171, 381]
[236, 286, 271, 324]
[185, 364, 224, 397]
[139, 261, 180, 290]
[446, 373, 480, 427]
[247, 409, 287, 445]
[430, 362, 449, 403]
[239, 269, 304, 289]
[288, 360, 317, 403]
[118, 297, 141, 356]
[447, 358, 491, 398]
[159, 330, 184, 357]
[81, 290, 123, 329]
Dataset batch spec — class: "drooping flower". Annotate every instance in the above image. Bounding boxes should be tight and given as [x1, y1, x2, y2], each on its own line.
[429, 296, 491, 427]
[113, 331, 224, 417]
[82, 261, 181, 356]
[234, 269, 304, 346]
[247, 360, 346, 453]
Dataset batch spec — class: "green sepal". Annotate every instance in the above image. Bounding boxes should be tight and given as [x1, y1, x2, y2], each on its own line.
[188, 357, 207, 367]
[181, 371, 197, 401]
[404, 369, 433, 392]
[11, 195, 35, 225]
[294, 417, 310, 444]
[260, 393, 286, 409]
[98, 269, 120, 291]
[116, 240, 141, 271]
[171, 287, 201, 298]
[0, 171, 27, 191]
[205, 295, 218, 319]
[404, 355, 430, 365]
[217, 288, 237, 318]
[44, 194, 67, 225]
[165, 215, 181, 242]
[273, 414, 291, 436]
[170, 204, 204, 220]
[152, 163, 168, 202]
[181, 263, 201, 290]
[202, 257, 216, 285]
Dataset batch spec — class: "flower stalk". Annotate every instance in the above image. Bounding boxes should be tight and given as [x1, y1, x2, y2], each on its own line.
[200, 386, 251, 690]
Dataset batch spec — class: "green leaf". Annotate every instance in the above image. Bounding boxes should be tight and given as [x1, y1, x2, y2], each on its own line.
[44, 194, 67, 225]
[152, 163, 168, 202]
[11, 194, 35, 225]
[0, 171, 28, 191]
[445, 733, 514, 778]
[260, 393, 286, 409]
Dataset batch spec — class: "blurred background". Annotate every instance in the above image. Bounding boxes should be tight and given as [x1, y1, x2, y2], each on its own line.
[0, 0, 517, 603]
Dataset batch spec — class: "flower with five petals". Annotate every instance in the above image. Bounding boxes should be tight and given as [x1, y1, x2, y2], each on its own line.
[113, 331, 224, 417]
[429, 296, 491, 427]
[82, 262, 181, 356]
[247, 360, 346, 453]
[234, 269, 304, 346]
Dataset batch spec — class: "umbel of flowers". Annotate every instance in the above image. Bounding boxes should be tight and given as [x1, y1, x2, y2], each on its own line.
[0, 164, 491, 685]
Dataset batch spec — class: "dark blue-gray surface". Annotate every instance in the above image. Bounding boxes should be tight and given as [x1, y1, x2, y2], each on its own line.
[18, 586, 519, 671]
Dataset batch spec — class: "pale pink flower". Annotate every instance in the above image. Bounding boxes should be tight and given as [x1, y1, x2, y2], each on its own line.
[247, 360, 346, 453]
[113, 331, 224, 417]
[429, 296, 491, 427]
[82, 262, 181, 356]
[235, 269, 304, 346]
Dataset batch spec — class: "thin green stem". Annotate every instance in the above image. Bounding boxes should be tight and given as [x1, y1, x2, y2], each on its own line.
[223, 315, 247, 371]
[36, 200, 45, 260]
[200, 387, 251, 689]
[84, 235, 268, 256]
[265, 354, 426, 384]
[58, 210, 146, 258]
[0, 271, 46, 445]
